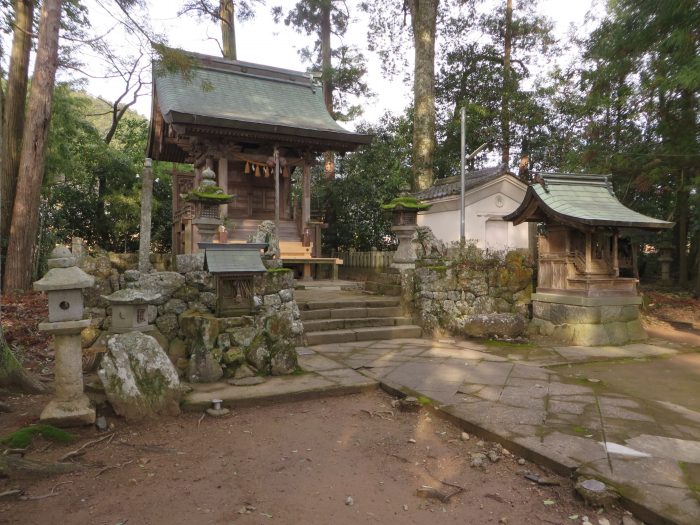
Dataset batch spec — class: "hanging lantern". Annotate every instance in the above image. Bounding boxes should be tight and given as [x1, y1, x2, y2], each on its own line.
[263, 166, 270, 178]
[254, 164, 261, 177]
[283, 166, 290, 178]
[244, 161, 250, 174]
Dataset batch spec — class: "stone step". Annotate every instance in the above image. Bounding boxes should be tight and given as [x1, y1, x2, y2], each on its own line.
[303, 316, 413, 332]
[299, 298, 400, 311]
[300, 306, 402, 321]
[364, 280, 402, 296]
[305, 325, 422, 345]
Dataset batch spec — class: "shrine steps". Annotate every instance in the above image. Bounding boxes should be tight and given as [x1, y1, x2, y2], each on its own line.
[363, 268, 402, 296]
[299, 296, 422, 346]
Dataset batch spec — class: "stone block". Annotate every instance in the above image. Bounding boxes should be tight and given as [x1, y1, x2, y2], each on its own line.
[217, 333, 232, 351]
[263, 294, 282, 306]
[135, 272, 185, 302]
[626, 319, 648, 341]
[572, 323, 614, 346]
[199, 291, 217, 309]
[458, 313, 528, 338]
[179, 311, 220, 349]
[279, 288, 294, 303]
[167, 338, 188, 364]
[187, 339, 223, 383]
[185, 271, 214, 291]
[175, 253, 204, 273]
[173, 285, 200, 302]
[161, 298, 188, 315]
[155, 313, 179, 340]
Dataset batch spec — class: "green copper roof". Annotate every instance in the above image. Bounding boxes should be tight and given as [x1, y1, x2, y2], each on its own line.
[204, 247, 267, 274]
[504, 173, 673, 230]
[153, 51, 370, 145]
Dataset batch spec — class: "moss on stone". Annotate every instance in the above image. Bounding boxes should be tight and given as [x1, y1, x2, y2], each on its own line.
[381, 196, 431, 211]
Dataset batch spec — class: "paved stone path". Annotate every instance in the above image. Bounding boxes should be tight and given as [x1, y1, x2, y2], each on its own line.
[306, 337, 700, 525]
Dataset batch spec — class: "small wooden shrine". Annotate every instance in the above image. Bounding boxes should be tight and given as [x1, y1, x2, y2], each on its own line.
[147, 50, 370, 274]
[505, 173, 673, 345]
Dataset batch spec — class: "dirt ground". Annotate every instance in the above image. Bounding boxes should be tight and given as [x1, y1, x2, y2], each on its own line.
[0, 390, 627, 525]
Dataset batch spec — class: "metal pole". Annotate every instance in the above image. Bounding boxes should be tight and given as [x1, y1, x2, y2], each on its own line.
[274, 146, 280, 229]
[460, 107, 466, 244]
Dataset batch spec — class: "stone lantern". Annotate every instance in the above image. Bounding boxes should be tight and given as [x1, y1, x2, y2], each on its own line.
[33, 246, 95, 426]
[382, 190, 431, 269]
[103, 289, 162, 333]
[186, 166, 236, 244]
[658, 243, 673, 284]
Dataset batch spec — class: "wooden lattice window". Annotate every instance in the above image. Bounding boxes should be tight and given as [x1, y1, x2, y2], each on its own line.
[217, 276, 255, 316]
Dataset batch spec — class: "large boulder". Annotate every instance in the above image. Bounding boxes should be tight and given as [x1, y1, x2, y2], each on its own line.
[98, 332, 181, 420]
[457, 313, 527, 339]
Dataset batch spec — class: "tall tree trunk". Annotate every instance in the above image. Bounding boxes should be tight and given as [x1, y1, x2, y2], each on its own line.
[220, 0, 236, 60]
[321, 1, 333, 114]
[321, 1, 335, 181]
[500, 0, 512, 166]
[409, 0, 439, 191]
[0, 29, 45, 394]
[4, 0, 62, 292]
[676, 172, 688, 285]
[1, 0, 35, 259]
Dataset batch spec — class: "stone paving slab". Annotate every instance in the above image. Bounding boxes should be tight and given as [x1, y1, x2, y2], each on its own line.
[311, 336, 700, 525]
[183, 364, 376, 411]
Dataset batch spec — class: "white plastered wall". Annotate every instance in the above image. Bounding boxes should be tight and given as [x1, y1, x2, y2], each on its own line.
[417, 176, 529, 251]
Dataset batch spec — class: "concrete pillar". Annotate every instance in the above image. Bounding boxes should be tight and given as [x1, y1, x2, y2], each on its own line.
[138, 158, 153, 273]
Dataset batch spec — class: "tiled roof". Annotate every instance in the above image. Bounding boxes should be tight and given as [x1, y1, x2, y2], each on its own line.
[504, 173, 674, 229]
[204, 247, 267, 274]
[153, 50, 370, 145]
[414, 164, 513, 201]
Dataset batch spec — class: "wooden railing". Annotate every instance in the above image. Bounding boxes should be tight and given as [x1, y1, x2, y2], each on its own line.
[333, 248, 394, 269]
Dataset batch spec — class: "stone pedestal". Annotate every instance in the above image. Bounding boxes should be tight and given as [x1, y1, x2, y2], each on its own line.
[391, 224, 417, 269]
[39, 320, 95, 426]
[193, 217, 221, 244]
[530, 292, 646, 346]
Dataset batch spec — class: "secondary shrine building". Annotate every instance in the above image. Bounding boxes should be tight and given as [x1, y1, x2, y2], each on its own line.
[147, 50, 370, 265]
[505, 173, 672, 346]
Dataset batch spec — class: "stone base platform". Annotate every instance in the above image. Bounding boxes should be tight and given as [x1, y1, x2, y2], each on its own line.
[40, 395, 96, 427]
[530, 292, 647, 346]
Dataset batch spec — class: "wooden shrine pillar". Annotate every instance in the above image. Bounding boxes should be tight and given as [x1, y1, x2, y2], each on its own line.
[302, 159, 311, 228]
[585, 231, 592, 274]
[612, 230, 619, 277]
[217, 158, 228, 221]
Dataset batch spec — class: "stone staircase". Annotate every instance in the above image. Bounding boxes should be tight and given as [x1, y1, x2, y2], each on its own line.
[299, 296, 422, 345]
[363, 267, 402, 296]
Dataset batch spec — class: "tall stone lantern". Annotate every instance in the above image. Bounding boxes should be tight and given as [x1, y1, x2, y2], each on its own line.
[382, 193, 431, 269]
[33, 246, 95, 426]
[185, 166, 236, 244]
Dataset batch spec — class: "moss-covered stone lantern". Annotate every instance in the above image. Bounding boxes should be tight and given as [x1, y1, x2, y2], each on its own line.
[184, 166, 236, 244]
[381, 194, 431, 268]
[33, 246, 95, 426]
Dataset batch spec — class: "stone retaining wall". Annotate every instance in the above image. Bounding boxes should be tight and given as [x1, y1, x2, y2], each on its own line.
[77, 250, 302, 381]
[412, 250, 533, 338]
